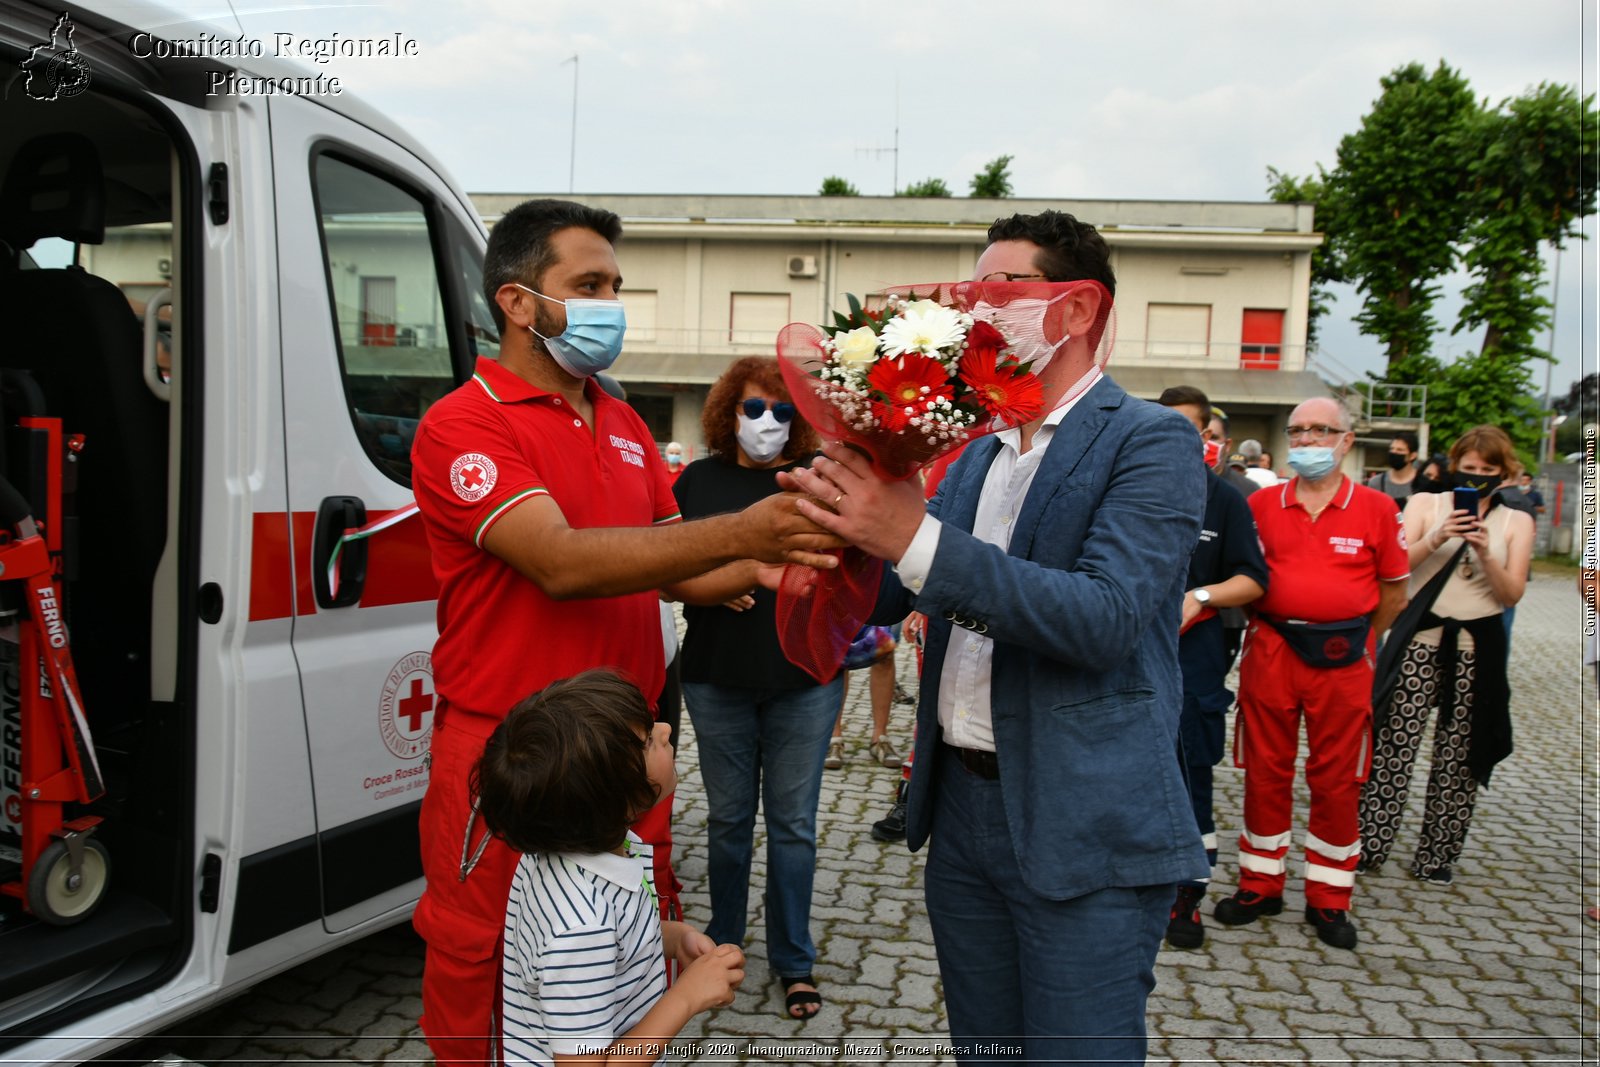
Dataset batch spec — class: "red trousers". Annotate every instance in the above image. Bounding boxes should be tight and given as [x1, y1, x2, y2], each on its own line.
[1233, 623, 1372, 909]
[415, 707, 676, 1066]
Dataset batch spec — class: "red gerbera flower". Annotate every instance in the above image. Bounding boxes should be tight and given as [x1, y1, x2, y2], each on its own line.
[871, 398, 909, 432]
[959, 351, 1045, 425]
[868, 353, 955, 429]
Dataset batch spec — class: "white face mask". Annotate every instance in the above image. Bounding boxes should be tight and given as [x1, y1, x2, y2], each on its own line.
[736, 411, 790, 463]
[972, 295, 1071, 376]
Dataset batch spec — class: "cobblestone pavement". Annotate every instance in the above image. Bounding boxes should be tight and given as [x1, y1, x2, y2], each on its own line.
[153, 570, 1596, 1063]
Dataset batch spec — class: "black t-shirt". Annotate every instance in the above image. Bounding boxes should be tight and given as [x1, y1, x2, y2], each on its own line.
[1183, 472, 1269, 684]
[1188, 471, 1269, 593]
[672, 456, 823, 690]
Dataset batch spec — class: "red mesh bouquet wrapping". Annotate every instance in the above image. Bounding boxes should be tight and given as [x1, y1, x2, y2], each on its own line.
[774, 279, 1115, 682]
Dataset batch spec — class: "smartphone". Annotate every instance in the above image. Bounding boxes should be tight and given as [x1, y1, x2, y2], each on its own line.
[1452, 485, 1479, 518]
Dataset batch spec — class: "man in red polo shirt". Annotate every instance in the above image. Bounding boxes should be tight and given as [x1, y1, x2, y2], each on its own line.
[1213, 396, 1409, 950]
[410, 199, 837, 1065]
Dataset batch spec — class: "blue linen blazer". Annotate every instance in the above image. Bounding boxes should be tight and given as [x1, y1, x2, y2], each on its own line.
[875, 375, 1212, 899]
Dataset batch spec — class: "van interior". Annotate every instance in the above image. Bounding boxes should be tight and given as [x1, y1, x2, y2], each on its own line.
[0, 50, 193, 1043]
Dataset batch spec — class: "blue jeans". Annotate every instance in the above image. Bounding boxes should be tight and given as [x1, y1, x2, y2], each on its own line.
[924, 753, 1170, 1066]
[683, 677, 843, 979]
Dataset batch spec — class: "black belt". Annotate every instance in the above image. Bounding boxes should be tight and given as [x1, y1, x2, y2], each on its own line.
[942, 742, 1000, 780]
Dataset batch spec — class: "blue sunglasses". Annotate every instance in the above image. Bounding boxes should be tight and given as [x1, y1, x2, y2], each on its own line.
[740, 398, 795, 423]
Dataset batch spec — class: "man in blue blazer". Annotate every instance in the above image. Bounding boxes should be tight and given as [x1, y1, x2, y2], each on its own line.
[788, 211, 1209, 1064]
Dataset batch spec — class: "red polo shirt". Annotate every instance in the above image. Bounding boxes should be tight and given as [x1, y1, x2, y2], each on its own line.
[1249, 475, 1410, 622]
[412, 356, 679, 725]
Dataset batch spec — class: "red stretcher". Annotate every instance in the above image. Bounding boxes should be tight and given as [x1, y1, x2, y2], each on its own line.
[0, 414, 108, 925]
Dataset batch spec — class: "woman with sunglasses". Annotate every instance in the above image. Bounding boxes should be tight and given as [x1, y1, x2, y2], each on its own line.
[671, 357, 840, 1022]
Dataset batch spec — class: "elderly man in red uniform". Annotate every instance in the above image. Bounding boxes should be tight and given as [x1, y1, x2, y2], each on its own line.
[1213, 396, 1409, 950]
[410, 199, 836, 1065]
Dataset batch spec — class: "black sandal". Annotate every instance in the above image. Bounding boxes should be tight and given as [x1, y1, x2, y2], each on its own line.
[780, 974, 822, 1021]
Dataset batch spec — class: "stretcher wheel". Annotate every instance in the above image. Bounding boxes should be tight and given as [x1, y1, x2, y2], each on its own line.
[26, 836, 110, 925]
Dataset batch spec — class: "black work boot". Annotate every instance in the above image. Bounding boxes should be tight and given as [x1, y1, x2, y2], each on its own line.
[871, 780, 908, 842]
[1166, 885, 1207, 948]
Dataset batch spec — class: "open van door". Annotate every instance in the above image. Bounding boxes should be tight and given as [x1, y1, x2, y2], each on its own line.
[266, 93, 492, 934]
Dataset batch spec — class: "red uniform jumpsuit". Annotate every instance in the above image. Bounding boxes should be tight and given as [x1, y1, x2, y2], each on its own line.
[1235, 476, 1409, 909]
[411, 357, 679, 1065]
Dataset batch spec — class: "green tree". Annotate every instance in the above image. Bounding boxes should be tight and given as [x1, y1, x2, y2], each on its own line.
[1454, 84, 1597, 360]
[1265, 165, 1343, 345]
[1270, 64, 1597, 460]
[896, 177, 952, 198]
[1433, 84, 1596, 459]
[1326, 61, 1478, 377]
[818, 175, 860, 196]
[1552, 372, 1598, 419]
[1552, 372, 1596, 456]
[1423, 350, 1546, 460]
[968, 155, 1014, 198]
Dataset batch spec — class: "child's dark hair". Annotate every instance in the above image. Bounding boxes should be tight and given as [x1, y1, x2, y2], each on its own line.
[472, 669, 657, 855]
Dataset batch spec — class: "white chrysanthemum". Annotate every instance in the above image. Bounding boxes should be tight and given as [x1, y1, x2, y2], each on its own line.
[879, 301, 964, 357]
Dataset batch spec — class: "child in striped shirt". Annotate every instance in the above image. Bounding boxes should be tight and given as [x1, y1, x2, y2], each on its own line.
[475, 670, 746, 1065]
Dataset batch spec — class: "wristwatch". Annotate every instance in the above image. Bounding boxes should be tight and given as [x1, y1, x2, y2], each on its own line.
[1193, 588, 1212, 605]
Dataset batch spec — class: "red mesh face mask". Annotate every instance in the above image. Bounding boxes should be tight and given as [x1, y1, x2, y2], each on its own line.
[776, 280, 1114, 481]
[773, 279, 1116, 683]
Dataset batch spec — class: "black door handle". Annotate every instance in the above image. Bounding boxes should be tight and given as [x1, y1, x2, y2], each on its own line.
[312, 495, 367, 608]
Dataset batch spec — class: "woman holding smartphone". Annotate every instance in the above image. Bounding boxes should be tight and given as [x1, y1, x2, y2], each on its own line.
[1359, 426, 1534, 884]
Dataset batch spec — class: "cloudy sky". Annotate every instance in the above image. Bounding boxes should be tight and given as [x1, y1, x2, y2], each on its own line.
[163, 0, 1596, 400]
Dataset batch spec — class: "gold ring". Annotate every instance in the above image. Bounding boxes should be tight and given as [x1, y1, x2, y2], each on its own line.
[834, 493, 844, 506]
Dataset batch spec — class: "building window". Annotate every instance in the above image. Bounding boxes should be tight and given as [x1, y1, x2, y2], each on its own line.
[360, 276, 398, 346]
[315, 153, 456, 485]
[1241, 309, 1284, 370]
[1146, 303, 1211, 360]
[623, 289, 658, 342]
[730, 292, 791, 344]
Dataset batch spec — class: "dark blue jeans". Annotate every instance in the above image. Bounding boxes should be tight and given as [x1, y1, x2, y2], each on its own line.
[924, 753, 1170, 1066]
[683, 677, 843, 979]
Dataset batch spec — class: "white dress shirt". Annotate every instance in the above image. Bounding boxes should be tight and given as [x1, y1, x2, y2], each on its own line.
[894, 371, 1102, 751]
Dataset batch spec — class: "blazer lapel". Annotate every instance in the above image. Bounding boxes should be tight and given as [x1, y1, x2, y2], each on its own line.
[942, 435, 1001, 535]
[1009, 376, 1125, 559]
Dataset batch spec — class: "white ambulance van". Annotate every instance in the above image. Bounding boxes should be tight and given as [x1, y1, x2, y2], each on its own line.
[0, 2, 495, 1061]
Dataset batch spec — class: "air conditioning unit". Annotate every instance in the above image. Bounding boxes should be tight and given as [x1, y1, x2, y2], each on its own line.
[787, 255, 818, 278]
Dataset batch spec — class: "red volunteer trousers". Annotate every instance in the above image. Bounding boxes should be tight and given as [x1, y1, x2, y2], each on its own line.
[1233, 623, 1372, 910]
[415, 708, 676, 1066]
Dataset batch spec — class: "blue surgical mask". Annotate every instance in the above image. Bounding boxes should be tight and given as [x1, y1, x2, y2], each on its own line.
[516, 283, 626, 378]
[1287, 446, 1338, 481]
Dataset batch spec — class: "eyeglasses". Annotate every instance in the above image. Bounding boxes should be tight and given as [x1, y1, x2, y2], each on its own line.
[740, 398, 795, 422]
[979, 271, 1048, 283]
[1285, 424, 1347, 442]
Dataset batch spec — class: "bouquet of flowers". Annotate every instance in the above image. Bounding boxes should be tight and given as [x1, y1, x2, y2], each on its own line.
[775, 290, 1045, 481]
[772, 278, 1114, 682]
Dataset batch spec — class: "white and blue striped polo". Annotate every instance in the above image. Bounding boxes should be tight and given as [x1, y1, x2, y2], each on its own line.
[501, 833, 665, 1065]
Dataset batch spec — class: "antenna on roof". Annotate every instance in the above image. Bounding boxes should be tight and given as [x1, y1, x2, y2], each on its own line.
[562, 54, 578, 194]
[854, 78, 899, 193]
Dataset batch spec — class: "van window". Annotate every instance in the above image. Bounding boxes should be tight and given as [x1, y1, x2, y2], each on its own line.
[313, 154, 454, 484]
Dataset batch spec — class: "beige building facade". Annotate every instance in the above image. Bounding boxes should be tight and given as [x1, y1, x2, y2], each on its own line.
[473, 193, 1331, 472]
